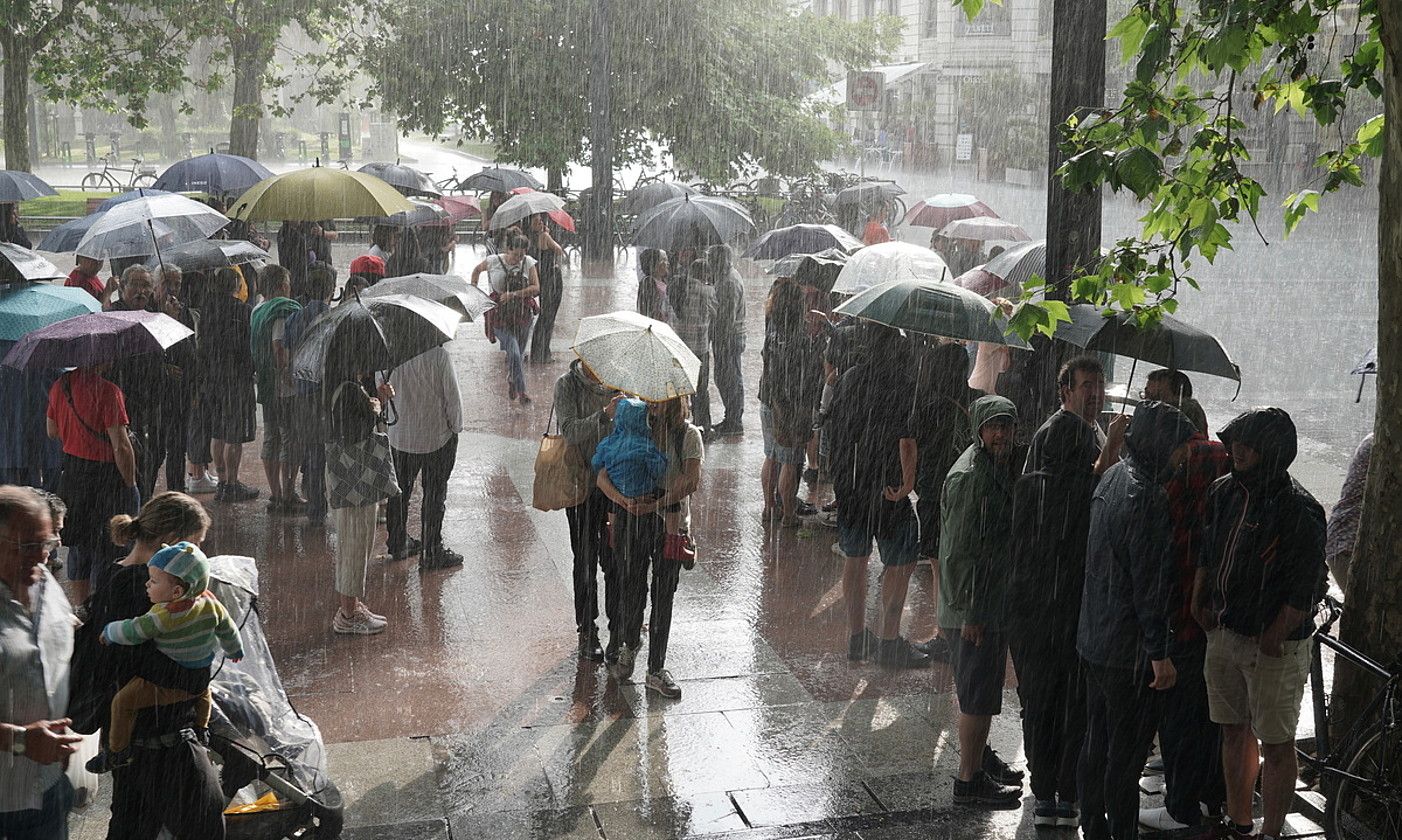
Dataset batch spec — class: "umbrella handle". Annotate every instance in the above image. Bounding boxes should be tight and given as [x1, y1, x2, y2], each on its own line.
[147, 218, 168, 281]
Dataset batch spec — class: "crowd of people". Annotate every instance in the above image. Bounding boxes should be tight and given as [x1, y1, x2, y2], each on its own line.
[0, 197, 1358, 840]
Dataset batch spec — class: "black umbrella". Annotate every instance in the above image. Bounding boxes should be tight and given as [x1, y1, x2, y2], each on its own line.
[1056, 304, 1241, 382]
[744, 224, 863, 261]
[0, 243, 65, 283]
[629, 194, 755, 251]
[0, 171, 58, 203]
[767, 247, 850, 294]
[358, 162, 441, 198]
[355, 199, 450, 228]
[459, 167, 543, 192]
[835, 181, 905, 206]
[142, 239, 271, 273]
[37, 216, 102, 253]
[618, 182, 697, 216]
[153, 153, 273, 197]
[292, 296, 461, 384]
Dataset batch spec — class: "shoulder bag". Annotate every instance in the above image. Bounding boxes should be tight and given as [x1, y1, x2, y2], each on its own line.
[325, 381, 401, 509]
[532, 401, 593, 511]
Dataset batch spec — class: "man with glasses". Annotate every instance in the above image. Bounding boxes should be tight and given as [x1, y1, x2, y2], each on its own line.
[0, 486, 82, 839]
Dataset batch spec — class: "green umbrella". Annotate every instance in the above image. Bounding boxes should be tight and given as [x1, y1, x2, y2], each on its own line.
[229, 166, 414, 222]
[833, 277, 1030, 348]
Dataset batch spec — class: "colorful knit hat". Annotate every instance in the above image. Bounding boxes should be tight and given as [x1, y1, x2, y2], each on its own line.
[148, 541, 209, 596]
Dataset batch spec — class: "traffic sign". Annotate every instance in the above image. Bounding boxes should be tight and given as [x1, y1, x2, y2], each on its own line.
[846, 71, 884, 111]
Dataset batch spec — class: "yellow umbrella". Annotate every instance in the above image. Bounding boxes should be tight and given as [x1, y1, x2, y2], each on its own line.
[228, 167, 414, 222]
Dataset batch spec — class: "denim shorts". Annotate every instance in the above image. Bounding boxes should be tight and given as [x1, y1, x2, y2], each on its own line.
[837, 514, 918, 567]
[759, 405, 804, 466]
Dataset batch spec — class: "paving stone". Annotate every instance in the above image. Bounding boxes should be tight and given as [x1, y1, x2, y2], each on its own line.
[341, 818, 450, 840]
[592, 791, 748, 838]
[731, 780, 883, 827]
[449, 805, 603, 840]
[433, 726, 558, 814]
[327, 736, 444, 828]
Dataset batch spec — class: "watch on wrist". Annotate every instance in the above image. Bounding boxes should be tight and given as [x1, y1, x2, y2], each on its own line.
[7, 726, 25, 756]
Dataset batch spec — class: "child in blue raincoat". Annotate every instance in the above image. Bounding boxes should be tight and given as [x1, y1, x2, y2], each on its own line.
[592, 397, 668, 500]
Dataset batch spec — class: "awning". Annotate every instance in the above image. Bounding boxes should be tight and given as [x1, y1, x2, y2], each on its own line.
[812, 62, 930, 107]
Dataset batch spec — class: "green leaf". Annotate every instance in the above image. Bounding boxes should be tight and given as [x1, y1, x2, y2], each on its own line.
[1357, 115, 1385, 157]
[1112, 147, 1163, 199]
[1108, 10, 1150, 63]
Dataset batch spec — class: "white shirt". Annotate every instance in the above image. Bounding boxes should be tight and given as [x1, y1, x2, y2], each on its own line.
[485, 255, 537, 294]
[0, 567, 73, 813]
[380, 346, 464, 454]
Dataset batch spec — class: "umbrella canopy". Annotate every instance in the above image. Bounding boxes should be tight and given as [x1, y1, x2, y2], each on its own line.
[37, 189, 177, 253]
[460, 167, 543, 193]
[0, 243, 65, 283]
[431, 195, 481, 224]
[292, 296, 461, 383]
[364, 294, 462, 366]
[2, 309, 193, 371]
[229, 167, 415, 223]
[77, 193, 229, 260]
[0, 171, 58, 202]
[629, 194, 756, 251]
[903, 193, 999, 229]
[768, 247, 850, 294]
[153, 153, 274, 197]
[834, 278, 1029, 348]
[98, 188, 174, 211]
[744, 224, 863, 261]
[357, 162, 441, 198]
[956, 239, 1046, 297]
[618, 182, 697, 216]
[0, 284, 102, 342]
[835, 181, 905, 206]
[832, 240, 951, 296]
[142, 238, 271, 273]
[572, 310, 701, 402]
[360, 273, 495, 321]
[358, 198, 450, 229]
[490, 191, 573, 232]
[941, 217, 1032, 243]
[1055, 305, 1241, 381]
[1353, 346, 1377, 376]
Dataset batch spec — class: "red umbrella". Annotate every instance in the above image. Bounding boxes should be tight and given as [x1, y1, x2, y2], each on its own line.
[902, 193, 999, 229]
[509, 187, 576, 232]
[953, 265, 1008, 297]
[432, 195, 480, 224]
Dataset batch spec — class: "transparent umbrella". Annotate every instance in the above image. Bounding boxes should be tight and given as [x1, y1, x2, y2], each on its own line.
[572, 310, 701, 402]
[76, 194, 229, 260]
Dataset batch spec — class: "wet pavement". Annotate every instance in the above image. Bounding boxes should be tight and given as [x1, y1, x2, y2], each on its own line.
[48, 174, 1356, 837]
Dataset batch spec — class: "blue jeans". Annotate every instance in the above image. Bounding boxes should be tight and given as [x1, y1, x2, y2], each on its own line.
[498, 321, 532, 396]
[0, 777, 72, 840]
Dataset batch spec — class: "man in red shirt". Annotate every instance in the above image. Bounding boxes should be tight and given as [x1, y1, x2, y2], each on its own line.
[861, 208, 892, 246]
[45, 364, 137, 603]
[64, 255, 113, 305]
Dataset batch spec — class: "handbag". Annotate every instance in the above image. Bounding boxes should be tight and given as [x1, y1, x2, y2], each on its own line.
[325, 382, 401, 509]
[532, 402, 592, 511]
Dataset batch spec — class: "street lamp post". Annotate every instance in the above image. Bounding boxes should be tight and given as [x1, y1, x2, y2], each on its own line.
[583, 0, 615, 276]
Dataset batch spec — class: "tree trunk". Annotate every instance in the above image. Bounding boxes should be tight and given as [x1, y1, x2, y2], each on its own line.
[156, 94, 181, 160]
[582, 0, 615, 277]
[1335, 3, 1402, 730]
[547, 166, 564, 192]
[228, 34, 267, 160]
[1, 37, 32, 171]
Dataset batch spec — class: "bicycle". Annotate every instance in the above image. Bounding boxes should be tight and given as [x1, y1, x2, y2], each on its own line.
[81, 155, 158, 191]
[1298, 596, 1402, 840]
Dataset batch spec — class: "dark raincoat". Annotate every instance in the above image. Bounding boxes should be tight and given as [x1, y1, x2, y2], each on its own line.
[1200, 407, 1327, 640]
[1078, 401, 1198, 671]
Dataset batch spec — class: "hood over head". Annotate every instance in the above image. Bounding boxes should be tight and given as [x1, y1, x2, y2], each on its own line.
[1219, 406, 1297, 476]
[1124, 400, 1198, 479]
[570, 358, 612, 395]
[613, 397, 653, 437]
[969, 394, 1017, 434]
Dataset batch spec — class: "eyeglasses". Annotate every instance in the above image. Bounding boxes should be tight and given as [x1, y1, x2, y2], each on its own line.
[3, 537, 61, 555]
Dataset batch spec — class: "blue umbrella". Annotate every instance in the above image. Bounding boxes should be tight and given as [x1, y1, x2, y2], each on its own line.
[154, 154, 273, 197]
[98, 188, 173, 211]
[0, 171, 58, 202]
[0, 284, 101, 342]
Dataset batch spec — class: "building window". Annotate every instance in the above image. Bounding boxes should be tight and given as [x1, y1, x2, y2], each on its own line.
[957, 0, 1012, 36]
[887, 0, 901, 15]
[864, 0, 877, 18]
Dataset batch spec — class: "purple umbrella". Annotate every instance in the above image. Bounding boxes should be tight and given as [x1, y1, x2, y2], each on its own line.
[2, 310, 193, 371]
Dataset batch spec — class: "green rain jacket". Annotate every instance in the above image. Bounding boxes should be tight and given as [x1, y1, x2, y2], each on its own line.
[937, 394, 1019, 630]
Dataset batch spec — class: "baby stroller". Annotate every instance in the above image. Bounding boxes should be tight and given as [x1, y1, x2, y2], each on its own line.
[206, 555, 344, 839]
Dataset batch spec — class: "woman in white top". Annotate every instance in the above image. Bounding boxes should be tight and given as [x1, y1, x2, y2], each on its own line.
[470, 233, 541, 403]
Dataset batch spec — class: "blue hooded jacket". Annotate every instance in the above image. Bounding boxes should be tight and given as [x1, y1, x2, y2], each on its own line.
[591, 398, 668, 498]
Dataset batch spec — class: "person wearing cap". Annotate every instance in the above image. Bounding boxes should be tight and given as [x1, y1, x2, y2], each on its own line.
[348, 253, 386, 289]
[938, 394, 1025, 807]
[1193, 407, 1326, 840]
[1076, 401, 1196, 839]
[89, 541, 242, 772]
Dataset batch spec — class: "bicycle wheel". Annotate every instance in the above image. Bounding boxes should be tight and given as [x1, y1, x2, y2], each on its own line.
[1328, 724, 1402, 840]
[132, 174, 158, 189]
[81, 172, 111, 191]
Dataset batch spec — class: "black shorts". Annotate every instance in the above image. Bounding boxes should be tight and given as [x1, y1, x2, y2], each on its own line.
[944, 627, 1009, 716]
[205, 381, 256, 445]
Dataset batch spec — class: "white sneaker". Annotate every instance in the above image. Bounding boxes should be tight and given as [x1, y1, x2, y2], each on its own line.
[354, 601, 387, 626]
[187, 474, 219, 494]
[1138, 806, 1191, 832]
[333, 607, 386, 635]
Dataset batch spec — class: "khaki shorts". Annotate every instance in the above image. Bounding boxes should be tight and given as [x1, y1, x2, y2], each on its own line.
[1205, 627, 1311, 745]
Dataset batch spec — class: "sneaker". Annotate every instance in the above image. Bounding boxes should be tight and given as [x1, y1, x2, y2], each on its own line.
[1138, 806, 1191, 832]
[983, 746, 1025, 786]
[609, 644, 637, 681]
[1055, 800, 1080, 828]
[354, 602, 387, 625]
[912, 635, 952, 660]
[876, 636, 932, 668]
[387, 537, 423, 561]
[847, 628, 878, 661]
[578, 631, 604, 662]
[646, 669, 682, 699]
[952, 771, 1021, 808]
[817, 510, 839, 528]
[420, 547, 464, 570]
[333, 607, 386, 635]
[187, 474, 219, 494]
[794, 500, 817, 516]
[218, 482, 259, 502]
[831, 541, 845, 556]
[1145, 755, 1165, 774]
[1033, 799, 1059, 828]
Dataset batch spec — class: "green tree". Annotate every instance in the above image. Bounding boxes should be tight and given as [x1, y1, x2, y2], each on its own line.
[974, 0, 1397, 730]
[367, 0, 900, 183]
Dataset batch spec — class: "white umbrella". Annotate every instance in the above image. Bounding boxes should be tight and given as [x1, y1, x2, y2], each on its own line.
[488, 192, 567, 231]
[832, 241, 952, 296]
[940, 217, 1032, 242]
[76, 193, 229, 260]
[572, 310, 701, 402]
[360, 273, 495, 321]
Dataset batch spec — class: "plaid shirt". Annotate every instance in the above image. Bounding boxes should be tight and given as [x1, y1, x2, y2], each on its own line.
[1165, 434, 1230, 644]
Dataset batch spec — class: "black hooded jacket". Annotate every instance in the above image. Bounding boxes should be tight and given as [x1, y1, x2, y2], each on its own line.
[1078, 402, 1199, 671]
[1200, 407, 1327, 640]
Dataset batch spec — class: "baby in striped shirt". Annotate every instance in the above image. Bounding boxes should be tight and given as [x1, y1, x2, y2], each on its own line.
[89, 541, 243, 772]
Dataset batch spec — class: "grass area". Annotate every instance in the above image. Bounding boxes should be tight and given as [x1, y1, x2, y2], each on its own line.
[18, 190, 117, 218]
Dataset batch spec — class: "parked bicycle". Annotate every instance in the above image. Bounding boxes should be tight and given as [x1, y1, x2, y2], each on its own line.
[1298, 596, 1402, 840]
[81, 155, 159, 191]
